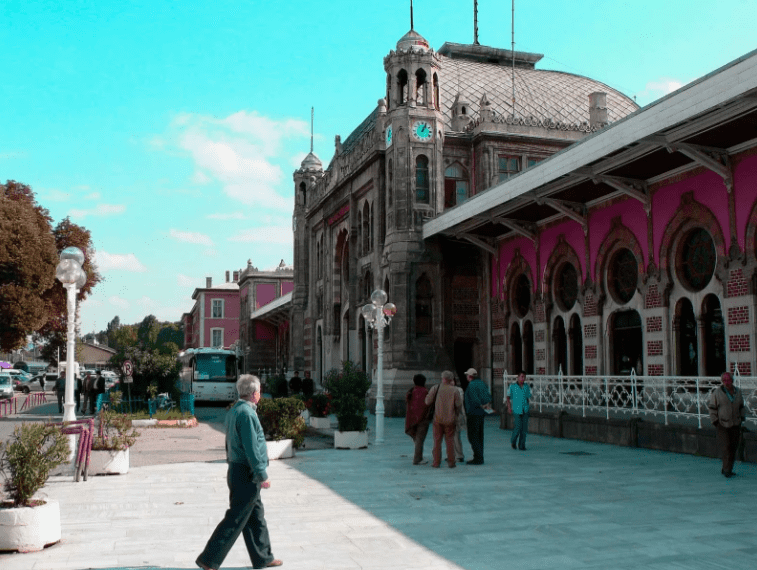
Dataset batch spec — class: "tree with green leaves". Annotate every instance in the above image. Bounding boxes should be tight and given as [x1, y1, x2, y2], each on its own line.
[0, 181, 58, 350]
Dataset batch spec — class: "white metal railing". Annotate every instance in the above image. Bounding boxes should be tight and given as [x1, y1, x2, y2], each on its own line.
[501, 368, 757, 429]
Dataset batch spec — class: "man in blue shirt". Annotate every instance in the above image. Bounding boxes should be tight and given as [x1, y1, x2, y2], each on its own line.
[196, 375, 282, 570]
[507, 371, 532, 450]
[463, 368, 492, 465]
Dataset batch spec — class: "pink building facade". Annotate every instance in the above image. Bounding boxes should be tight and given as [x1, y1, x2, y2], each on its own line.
[182, 274, 240, 350]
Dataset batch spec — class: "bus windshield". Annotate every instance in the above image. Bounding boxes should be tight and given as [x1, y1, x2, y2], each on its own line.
[195, 353, 236, 382]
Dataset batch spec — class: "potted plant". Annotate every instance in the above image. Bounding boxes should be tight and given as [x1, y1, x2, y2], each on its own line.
[0, 423, 69, 552]
[323, 361, 371, 449]
[90, 391, 139, 475]
[306, 393, 332, 429]
[256, 397, 307, 460]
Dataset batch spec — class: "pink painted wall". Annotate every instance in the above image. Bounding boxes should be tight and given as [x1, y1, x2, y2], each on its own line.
[202, 290, 240, 348]
[493, 236, 537, 299]
[255, 321, 276, 341]
[540, 221, 587, 282]
[282, 280, 294, 295]
[255, 283, 276, 309]
[735, 155, 757, 250]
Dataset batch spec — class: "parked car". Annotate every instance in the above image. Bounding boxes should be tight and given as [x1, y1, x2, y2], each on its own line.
[3, 369, 33, 392]
[101, 370, 119, 390]
[0, 373, 14, 399]
[31, 371, 60, 391]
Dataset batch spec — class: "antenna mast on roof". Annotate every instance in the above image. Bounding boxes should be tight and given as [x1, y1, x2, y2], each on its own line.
[511, 0, 516, 117]
[474, 0, 479, 45]
[310, 107, 314, 153]
[410, 0, 414, 30]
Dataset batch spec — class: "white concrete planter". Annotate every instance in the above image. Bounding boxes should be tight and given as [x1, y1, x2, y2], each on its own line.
[334, 430, 368, 449]
[266, 439, 294, 460]
[309, 416, 331, 429]
[0, 499, 61, 552]
[89, 447, 130, 475]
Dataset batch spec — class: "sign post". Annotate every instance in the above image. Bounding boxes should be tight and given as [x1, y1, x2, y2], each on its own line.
[122, 360, 134, 413]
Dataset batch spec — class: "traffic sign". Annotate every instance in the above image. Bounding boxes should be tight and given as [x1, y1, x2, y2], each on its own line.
[122, 360, 133, 377]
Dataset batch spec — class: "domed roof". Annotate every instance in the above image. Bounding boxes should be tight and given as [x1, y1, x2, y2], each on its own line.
[396, 29, 429, 52]
[438, 56, 638, 131]
[299, 151, 322, 172]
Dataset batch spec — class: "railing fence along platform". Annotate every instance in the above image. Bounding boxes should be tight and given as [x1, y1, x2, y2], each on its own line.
[502, 367, 757, 429]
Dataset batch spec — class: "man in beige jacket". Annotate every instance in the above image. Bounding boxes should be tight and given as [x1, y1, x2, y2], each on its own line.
[425, 370, 462, 468]
[708, 372, 745, 478]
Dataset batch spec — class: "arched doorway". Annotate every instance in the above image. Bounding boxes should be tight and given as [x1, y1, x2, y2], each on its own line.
[702, 294, 726, 377]
[611, 310, 642, 375]
[553, 316, 567, 374]
[675, 298, 698, 376]
[569, 314, 583, 375]
[510, 322, 523, 374]
[523, 321, 535, 375]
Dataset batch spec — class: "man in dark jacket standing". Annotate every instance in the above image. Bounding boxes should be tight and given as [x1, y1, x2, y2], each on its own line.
[708, 372, 746, 478]
[54, 371, 66, 414]
[196, 375, 282, 570]
[464, 368, 492, 465]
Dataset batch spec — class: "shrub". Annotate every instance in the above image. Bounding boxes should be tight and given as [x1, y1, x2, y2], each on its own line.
[92, 408, 140, 451]
[269, 374, 289, 398]
[306, 393, 332, 417]
[323, 360, 371, 432]
[0, 423, 69, 507]
[256, 397, 307, 448]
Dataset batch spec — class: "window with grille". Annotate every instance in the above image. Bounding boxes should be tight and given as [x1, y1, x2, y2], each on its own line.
[444, 163, 469, 209]
[556, 262, 578, 311]
[609, 249, 637, 304]
[416, 155, 429, 203]
[679, 228, 716, 291]
[498, 156, 520, 182]
[211, 299, 224, 318]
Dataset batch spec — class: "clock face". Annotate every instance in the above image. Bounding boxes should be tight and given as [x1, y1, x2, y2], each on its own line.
[385, 124, 392, 146]
[412, 120, 433, 141]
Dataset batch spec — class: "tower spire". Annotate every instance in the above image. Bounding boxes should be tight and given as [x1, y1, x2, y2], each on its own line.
[410, 0, 414, 30]
[310, 107, 314, 153]
[474, 0, 479, 45]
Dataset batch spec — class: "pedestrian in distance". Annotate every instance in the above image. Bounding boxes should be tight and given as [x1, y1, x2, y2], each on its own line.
[463, 368, 492, 464]
[196, 374, 283, 570]
[54, 371, 66, 414]
[425, 370, 462, 468]
[288, 370, 302, 394]
[405, 373, 431, 465]
[75, 372, 82, 413]
[80, 372, 93, 415]
[708, 371, 746, 478]
[451, 375, 467, 464]
[507, 371, 532, 451]
[93, 370, 105, 412]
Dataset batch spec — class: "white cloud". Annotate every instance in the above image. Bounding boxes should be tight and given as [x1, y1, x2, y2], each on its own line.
[169, 229, 214, 246]
[69, 203, 126, 219]
[161, 110, 308, 211]
[43, 189, 73, 202]
[84, 191, 101, 200]
[177, 274, 198, 287]
[206, 212, 246, 220]
[95, 251, 148, 272]
[228, 225, 294, 245]
[636, 77, 691, 104]
[108, 296, 131, 310]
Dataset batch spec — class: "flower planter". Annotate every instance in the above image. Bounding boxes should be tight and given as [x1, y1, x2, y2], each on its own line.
[0, 499, 61, 552]
[334, 430, 368, 449]
[89, 447, 130, 475]
[309, 416, 331, 429]
[266, 439, 294, 460]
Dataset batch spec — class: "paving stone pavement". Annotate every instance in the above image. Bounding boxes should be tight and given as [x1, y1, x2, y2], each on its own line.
[1, 413, 756, 570]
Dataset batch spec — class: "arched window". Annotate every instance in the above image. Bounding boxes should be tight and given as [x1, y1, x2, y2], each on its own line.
[416, 155, 429, 203]
[556, 262, 578, 311]
[513, 273, 531, 318]
[608, 248, 638, 305]
[444, 163, 469, 209]
[416, 273, 433, 337]
[299, 181, 307, 206]
[679, 228, 716, 292]
[415, 69, 427, 105]
[362, 202, 370, 254]
[433, 73, 440, 110]
[397, 69, 408, 105]
[357, 210, 363, 257]
[388, 159, 393, 206]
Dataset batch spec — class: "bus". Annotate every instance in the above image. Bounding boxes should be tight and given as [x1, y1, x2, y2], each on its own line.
[178, 347, 239, 402]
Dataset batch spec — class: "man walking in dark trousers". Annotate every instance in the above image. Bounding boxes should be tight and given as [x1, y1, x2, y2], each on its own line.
[464, 368, 492, 465]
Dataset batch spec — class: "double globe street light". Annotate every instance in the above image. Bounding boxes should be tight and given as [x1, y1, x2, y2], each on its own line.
[55, 246, 87, 423]
[361, 289, 396, 444]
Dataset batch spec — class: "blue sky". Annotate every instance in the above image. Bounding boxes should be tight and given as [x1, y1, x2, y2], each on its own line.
[2, 0, 756, 334]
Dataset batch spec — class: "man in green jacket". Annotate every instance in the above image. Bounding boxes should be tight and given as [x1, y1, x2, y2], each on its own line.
[196, 375, 283, 570]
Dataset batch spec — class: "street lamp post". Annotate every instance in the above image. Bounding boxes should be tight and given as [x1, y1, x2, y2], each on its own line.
[361, 289, 396, 444]
[55, 247, 86, 423]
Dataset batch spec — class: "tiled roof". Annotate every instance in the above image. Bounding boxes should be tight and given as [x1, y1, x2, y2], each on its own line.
[439, 56, 638, 130]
